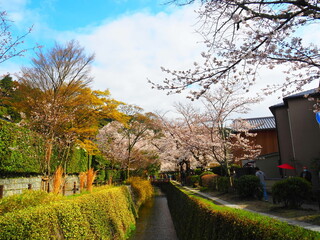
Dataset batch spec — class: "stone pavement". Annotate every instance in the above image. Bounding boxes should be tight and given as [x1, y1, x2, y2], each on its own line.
[181, 185, 320, 233]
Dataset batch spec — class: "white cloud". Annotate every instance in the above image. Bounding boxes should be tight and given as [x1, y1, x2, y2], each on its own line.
[72, 6, 206, 116]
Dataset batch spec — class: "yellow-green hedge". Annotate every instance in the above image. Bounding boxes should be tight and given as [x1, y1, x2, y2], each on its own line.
[126, 177, 154, 209]
[0, 190, 62, 215]
[163, 182, 320, 240]
[0, 186, 138, 240]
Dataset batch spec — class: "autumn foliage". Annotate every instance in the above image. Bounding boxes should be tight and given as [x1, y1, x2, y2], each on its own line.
[79, 172, 87, 192]
[86, 168, 97, 193]
[53, 165, 64, 194]
[200, 174, 218, 188]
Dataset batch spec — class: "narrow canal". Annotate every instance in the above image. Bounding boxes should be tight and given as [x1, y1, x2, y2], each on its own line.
[129, 187, 178, 240]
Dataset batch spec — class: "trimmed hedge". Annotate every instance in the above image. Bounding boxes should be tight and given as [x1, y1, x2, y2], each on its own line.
[198, 171, 213, 187]
[0, 181, 153, 240]
[234, 175, 263, 199]
[126, 177, 154, 209]
[0, 190, 62, 215]
[201, 174, 217, 188]
[272, 177, 312, 208]
[188, 175, 200, 187]
[212, 176, 230, 193]
[162, 182, 320, 240]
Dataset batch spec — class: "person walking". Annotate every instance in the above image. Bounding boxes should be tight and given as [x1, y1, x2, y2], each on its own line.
[300, 166, 312, 183]
[255, 167, 268, 201]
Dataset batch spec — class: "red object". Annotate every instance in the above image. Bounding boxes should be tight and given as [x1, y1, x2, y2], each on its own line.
[277, 163, 295, 169]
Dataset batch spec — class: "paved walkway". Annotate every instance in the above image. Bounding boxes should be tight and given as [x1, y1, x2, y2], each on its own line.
[181, 185, 320, 233]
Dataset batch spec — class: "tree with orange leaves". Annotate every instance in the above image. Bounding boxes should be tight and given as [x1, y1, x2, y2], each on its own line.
[14, 40, 94, 175]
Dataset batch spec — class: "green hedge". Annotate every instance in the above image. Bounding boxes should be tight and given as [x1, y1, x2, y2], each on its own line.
[272, 177, 312, 208]
[0, 186, 140, 239]
[0, 190, 62, 215]
[126, 177, 154, 209]
[0, 120, 92, 175]
[211, 176, 230, 192]
[162, 182, 320, 240]
[234, 175, 263, 199]
[0, 120, 44, 174]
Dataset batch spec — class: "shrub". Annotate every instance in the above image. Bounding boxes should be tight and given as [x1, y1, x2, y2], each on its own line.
[194, 168, 203, 175]
[0, 190, 62, 215]
[210, 165, 227, 176]
[199, 171, 214, 186]
[188, 175, 200, 187]
[126, 177, 154, 209]
[215, 176, 230, 193]
[234, 175, 263, 199]
[0, 186, 139, 239]
[201, 174, 218, 188]
[211, 165, 241, 177]
[162, 182, 319, 240]
[272, 177, 312, 208]
[87, 168, 97, 193]
[199, 171, 214, 177]
[53, 166, 64, 194]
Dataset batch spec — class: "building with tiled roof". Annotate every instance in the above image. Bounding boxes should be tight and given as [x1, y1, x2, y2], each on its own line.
[241, 116, 276, 131]
[233, 116, 279, 156]
[270, 88, 320, 187]
[233, 116, 280, 178]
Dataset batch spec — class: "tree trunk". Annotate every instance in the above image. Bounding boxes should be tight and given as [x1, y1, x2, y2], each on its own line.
[45, 140, 53, 176]
[87, 154, 92, 170]
[126, 165, 130, 179]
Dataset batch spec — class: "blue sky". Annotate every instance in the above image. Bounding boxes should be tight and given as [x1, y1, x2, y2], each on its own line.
[26, 0, 168, 31]
[1, 0, 317, 118]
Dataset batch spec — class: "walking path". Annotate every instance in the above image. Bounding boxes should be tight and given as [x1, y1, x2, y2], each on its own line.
[181, 184, 320, 233]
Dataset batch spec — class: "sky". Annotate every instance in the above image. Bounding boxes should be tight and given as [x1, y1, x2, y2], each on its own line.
[0, 0, 318, 120]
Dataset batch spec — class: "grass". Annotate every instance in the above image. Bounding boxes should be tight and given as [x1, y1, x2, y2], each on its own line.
[204, 190, 320, 225]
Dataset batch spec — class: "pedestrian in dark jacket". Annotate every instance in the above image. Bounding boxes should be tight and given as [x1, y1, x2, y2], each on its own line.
[300, 166, 312, 182]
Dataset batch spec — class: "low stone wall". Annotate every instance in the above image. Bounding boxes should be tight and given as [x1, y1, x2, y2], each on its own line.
[63, 175, 80, 196]
[0, 177, 42, 197]
[0, 175, 80, 197]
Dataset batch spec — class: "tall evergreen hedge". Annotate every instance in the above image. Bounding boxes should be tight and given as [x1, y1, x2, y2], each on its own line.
[0, 119, 90, 175]
[0, 120, 44, 174]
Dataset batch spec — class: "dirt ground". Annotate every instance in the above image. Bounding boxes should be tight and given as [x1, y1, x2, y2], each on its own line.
[206, 190, 320, 225]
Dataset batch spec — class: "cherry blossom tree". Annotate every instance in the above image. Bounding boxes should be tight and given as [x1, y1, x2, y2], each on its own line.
[231, 118, 262, 163]
[97, 106, 162, 178]
[0, 11, 35, 64]
[153, 0, 320, 100]
[159, 83, 262, 176]
[196, 86, 261, 175]
[149, 122, 185, 171]
[159, 104, 213, 169]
